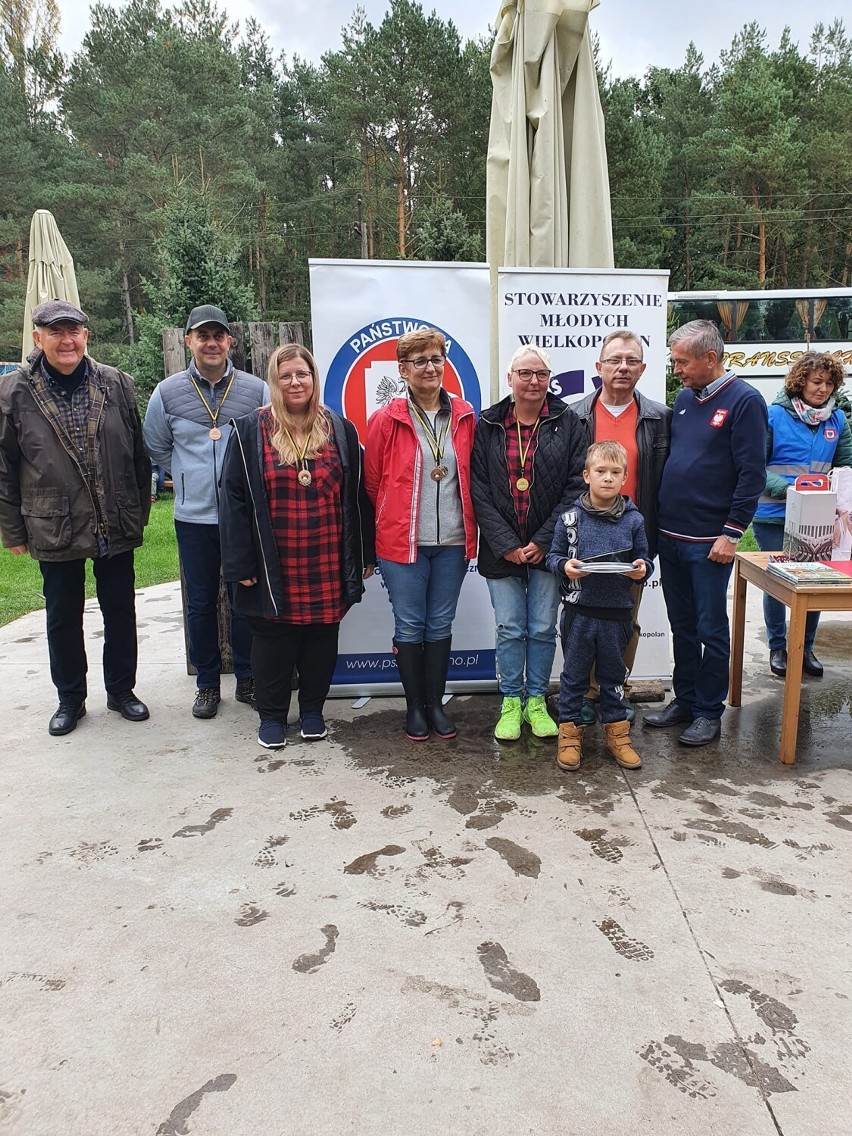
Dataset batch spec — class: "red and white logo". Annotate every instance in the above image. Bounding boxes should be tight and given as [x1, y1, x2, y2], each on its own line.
[710, 409, 729, 428]
[824, 427, 837, 442]
[338, 340, 463, 443]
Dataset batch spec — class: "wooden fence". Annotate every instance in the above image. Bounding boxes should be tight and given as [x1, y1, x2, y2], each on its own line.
[162, 320, 306, 382]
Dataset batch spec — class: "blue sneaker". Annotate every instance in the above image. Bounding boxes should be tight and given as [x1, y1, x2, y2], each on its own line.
[300, 712, 328, 741]
[258, 719, 287, 749]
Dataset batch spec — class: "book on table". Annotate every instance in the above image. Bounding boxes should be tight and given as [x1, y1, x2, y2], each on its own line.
[766, 558, 852, 586]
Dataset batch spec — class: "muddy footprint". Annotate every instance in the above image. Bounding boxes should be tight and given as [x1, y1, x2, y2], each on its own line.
[293, 925, 339, 973]
[477, 941, 541, 1002]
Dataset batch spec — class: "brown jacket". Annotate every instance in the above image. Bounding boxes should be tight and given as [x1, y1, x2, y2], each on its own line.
[0, 354, 151, 561]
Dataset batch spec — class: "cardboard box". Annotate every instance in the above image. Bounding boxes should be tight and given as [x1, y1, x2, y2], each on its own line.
[783, 486, 837, 560]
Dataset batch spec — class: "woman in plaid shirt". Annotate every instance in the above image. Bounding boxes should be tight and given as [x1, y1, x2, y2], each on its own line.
[220, 345, 375, 750]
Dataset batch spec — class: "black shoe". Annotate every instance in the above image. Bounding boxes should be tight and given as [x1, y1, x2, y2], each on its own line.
[643, 700, 693, 728]
[48, 702, 86, 736]
[192, 687, 221, 719]
[802, 649, 823, 677]
[769, 648, 787, 677]
[106, 690, 150, 721]
[678, 716, 721, 746]
[235, 677, 256, 707]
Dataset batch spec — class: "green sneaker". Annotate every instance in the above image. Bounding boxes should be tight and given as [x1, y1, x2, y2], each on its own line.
[494, 696, 523, 741]
[524, 695, 559, 739]
[580, 698, 598, 726]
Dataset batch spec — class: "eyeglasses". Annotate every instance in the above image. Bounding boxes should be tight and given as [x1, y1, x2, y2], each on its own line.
[600, 356, 643, 367]
[402, 356, 446, 370]
[278, 370, 313, 385]
[513, 369, 551, 383]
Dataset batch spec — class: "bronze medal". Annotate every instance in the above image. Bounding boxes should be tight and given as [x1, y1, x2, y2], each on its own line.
[430, 466, 446, 482]
[516, 476, 530, 492]
[297, 468, 312, 487]
[209, 426, 222, 440]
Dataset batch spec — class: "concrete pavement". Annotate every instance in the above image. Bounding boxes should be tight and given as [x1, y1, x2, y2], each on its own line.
[1, 581, 851, 1135]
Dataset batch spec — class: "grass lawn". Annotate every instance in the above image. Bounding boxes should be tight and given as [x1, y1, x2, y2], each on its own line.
[0, 497, 180, 628]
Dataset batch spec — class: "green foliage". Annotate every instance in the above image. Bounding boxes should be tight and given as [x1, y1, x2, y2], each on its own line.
[413, 195, 483, 262]
[131, 187, 258, 397]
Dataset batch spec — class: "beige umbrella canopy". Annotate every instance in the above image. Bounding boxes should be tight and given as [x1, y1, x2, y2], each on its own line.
[486, 0, 614, 270]
[22, 210, 81, 362]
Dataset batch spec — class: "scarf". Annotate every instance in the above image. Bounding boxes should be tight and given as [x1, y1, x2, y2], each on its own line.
[791, 396, 834, 427]
[580, 491, 626, 521]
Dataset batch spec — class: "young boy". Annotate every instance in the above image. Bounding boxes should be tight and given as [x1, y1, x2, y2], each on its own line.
[546, 441, 653, 771]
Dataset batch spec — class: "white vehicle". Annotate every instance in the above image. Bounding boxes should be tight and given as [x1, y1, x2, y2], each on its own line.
[667, 287, 852, 403]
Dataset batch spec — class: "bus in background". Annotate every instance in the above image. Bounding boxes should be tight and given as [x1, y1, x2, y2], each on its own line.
[667, 288, 852, 403]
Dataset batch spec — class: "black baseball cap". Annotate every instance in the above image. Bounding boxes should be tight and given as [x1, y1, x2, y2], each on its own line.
[185, 305, 230, 333]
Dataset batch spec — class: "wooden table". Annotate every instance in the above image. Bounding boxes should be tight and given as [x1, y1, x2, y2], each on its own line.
[729, 551, 852, 764]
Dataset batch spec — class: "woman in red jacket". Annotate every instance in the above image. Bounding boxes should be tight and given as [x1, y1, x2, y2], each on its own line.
[364, 328, 477, 742]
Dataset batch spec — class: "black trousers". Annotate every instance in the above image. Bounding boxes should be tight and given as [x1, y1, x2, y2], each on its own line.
[39, 551, 138, 704]
[247, 618, 340, 723]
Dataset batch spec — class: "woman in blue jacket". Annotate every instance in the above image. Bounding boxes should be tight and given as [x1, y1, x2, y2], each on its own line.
[753, 352, 852, 678]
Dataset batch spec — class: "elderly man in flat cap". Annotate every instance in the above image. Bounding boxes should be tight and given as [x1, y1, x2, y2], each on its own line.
[0, 300, 152, 735]
[143, 305, 268, 720]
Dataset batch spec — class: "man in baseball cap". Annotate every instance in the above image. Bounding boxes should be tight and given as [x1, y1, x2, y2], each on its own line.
[184, 305, 229, 334]
[0, 300, 152, 735]
[144, 304, 268, 719]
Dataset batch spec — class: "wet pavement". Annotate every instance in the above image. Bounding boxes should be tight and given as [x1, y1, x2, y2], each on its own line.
[1, 582, 851, 1135]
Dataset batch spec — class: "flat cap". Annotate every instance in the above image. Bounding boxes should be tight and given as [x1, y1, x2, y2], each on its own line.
[185, 305, 230, 333]
[32, 299, 88, 326]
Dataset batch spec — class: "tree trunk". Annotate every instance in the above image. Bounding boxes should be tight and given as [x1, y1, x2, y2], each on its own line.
[396, 147, 406, 257]
[750, 184, 765, 283]
[118, 238, 135, 344]
[258, 191, 267, 314]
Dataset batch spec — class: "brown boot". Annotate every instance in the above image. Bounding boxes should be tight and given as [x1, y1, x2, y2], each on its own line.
[557, 721, 585, 771]
[604, 719, 642, 770]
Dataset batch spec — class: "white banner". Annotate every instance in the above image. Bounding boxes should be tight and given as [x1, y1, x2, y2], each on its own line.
[498, 268, 672, 680]
[310, 259, 497, 694]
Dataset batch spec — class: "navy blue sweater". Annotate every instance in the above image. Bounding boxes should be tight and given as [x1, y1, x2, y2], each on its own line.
[546, 499, 653, 611]
[658, 374, 768, 541]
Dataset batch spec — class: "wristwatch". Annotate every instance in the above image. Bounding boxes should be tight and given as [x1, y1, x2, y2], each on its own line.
[723, 534, 740, 545]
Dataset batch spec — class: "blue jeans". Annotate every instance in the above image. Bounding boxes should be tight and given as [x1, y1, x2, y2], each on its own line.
[379, 546, 467, 643]
[658, 534, 733, 721]
[175, 520, 252, 687]
[486, 569, 560, 697]
[752, 521, 819, 651]
[558, 606, 631, 724]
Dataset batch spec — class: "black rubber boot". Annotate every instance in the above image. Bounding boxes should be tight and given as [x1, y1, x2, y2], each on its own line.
[393, 641, 430, 741]
[424, 638, 456, 739]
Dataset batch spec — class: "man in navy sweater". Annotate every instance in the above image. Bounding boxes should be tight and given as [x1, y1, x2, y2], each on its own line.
[644, 320, 767, 746]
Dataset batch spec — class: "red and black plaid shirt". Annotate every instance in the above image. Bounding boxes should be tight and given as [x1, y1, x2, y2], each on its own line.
[504, 399, 549, 541]
[260, 408, 345, 624]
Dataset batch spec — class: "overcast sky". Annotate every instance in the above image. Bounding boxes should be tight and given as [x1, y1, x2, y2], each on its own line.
[58, 0, 847, 76]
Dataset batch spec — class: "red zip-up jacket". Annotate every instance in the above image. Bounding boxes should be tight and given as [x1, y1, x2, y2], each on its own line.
[364, 394, 477, 564]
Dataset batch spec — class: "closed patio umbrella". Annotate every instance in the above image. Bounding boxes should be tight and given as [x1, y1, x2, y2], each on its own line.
[22, 209, 81, 362]
[486, 0, 614, 270]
